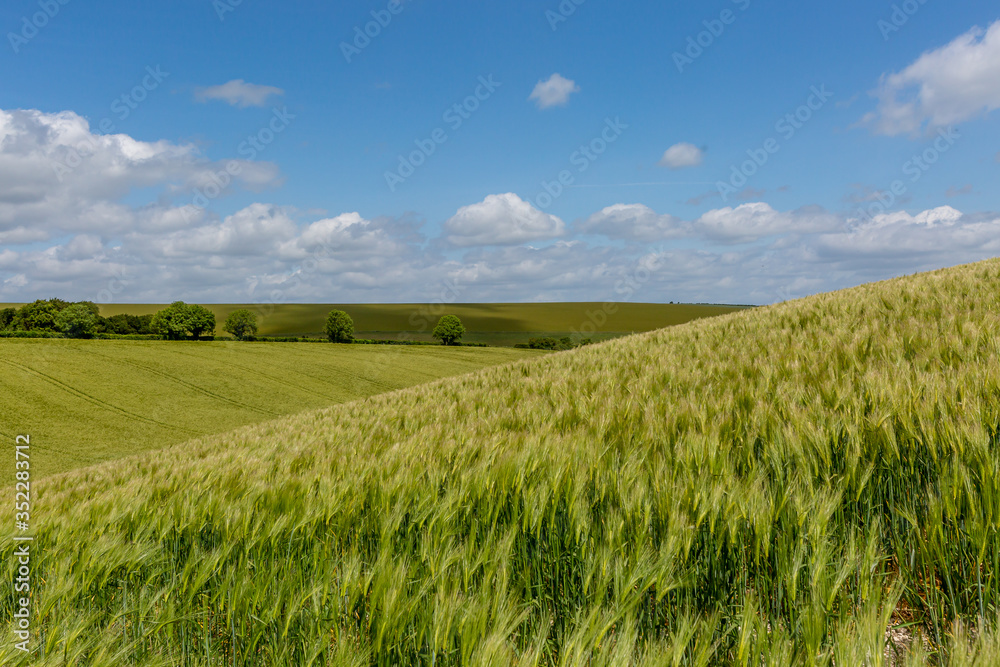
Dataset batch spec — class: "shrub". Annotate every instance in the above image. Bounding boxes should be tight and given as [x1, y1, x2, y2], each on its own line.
[528, 337, 560, 350]
[527, 337, 579, 350]
[325, 310, 355, 343]
[105, 313, 154, 335]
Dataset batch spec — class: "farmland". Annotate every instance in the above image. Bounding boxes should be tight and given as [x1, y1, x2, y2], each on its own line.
[0, 340, 539, 479]
[3, 259, 1000, 665]
[0, 301, 747, 346]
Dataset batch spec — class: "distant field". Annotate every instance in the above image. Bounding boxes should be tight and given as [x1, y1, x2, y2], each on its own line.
[0, 302, 748, 345]
[0, 339, 538, 478]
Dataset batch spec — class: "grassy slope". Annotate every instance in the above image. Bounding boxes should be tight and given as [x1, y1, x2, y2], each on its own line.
[4, 260, 1000, 665]
[0, 340, 538, 478]
[0, 302, 747, 344]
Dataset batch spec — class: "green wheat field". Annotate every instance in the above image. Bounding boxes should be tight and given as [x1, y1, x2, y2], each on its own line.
[2, 260, 1000, 664]
[0, 341, 540, 479]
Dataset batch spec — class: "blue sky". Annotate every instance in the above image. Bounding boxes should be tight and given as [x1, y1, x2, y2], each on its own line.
[0, 0, 998, 305]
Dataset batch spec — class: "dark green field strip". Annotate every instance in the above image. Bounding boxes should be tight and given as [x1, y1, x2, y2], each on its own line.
[82, 302, 750, 339]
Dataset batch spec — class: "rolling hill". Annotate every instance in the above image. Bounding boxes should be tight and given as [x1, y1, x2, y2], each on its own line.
[2, 260, 999, 665]
[1, 302, 749, 346]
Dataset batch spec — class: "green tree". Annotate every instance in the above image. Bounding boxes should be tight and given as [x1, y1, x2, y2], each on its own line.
[528, 337, 559, 350]
[106, 314, 135, 335]
[223, 309, 258, 341]
[151, 302, 194, 340]
[188, 305, 216, 340]
[105, 313, 154, 335]
[54, 303, 99, 338]
[75, 302, 109, 334]
[432, 315, 466, 346]
[0, 307, 16, 330]
[11, 299, 68, 331]
[134, 314, 154, 334]
[152, 302, 216, 340]
[325, 310, 355, 343]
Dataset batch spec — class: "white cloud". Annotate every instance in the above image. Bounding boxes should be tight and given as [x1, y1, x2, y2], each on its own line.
[444, 193, 565, 246]
[141, 204, 298, 259]
[844, 205, 963, 232]
[529, 74, 580, 109]
[578, 204, 689, 242]
[195, 80, 285, 108]
[659, 143, 703, 169]
[817, 207, 1000, 270]
[0, 108, 282, 240]
[1, 201, 998, 306]
[861, 21, 1000, 135]
[1, 109, 998, 306]
[695, 203, 840, 243]
[278, 212, 414, 263]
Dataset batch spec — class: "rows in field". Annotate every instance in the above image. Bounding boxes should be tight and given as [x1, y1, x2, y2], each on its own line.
[0, 340, 535, 477]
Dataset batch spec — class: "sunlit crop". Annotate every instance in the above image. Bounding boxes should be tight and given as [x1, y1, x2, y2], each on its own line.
[2, 259, 999, 665]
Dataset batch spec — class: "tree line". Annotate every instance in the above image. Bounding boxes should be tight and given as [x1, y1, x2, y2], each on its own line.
[1, 299, 470, 345]
[515, 336, 594, 351]
[1, 299, 154, 337]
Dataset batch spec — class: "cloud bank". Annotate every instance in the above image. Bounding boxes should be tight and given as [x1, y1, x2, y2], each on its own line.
[2, 107, 998, 307]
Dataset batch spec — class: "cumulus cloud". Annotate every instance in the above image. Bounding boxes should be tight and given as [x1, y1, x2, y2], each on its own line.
[195, 79, 285, 108]
[659, 143, 703, 169]
[577, 204, 689, 242]
[579, 202, 841, 245]
[818, 206, 1000, 270]
[137, 204, 298, 259]
[1, 200, 998, 306]
[444, 193, 565, 246]
[0, 108, 282, 241]
[529, 74, 580, 109]
[695, 203, 841, 243]
[860, 21, 1000, 135]
[1, 106, 998, 307]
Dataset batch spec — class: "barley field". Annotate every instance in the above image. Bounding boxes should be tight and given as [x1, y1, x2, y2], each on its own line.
[0, 340, 538, 478]
[2, 260, 1000, 665]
